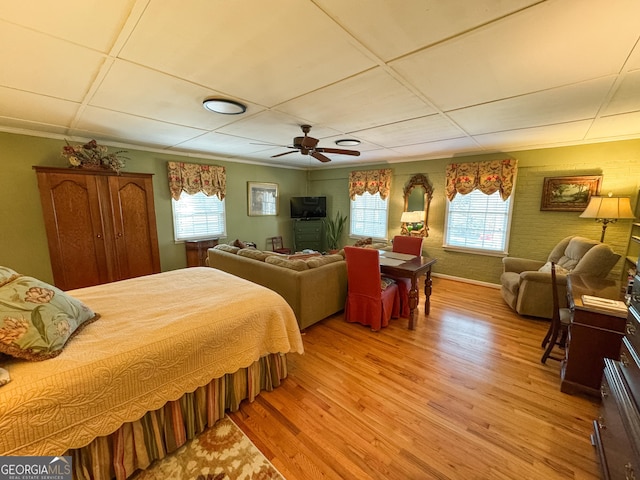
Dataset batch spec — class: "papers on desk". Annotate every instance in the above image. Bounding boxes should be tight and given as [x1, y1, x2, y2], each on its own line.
[379, 257, 405, 266]
[378, 251, 416, 261]
[581, 295, 627, 314]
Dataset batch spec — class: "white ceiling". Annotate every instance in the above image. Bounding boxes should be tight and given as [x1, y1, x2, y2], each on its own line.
[1, 0, 640, 169]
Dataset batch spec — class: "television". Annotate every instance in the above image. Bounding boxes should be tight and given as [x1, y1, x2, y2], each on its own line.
[290, 196, 327, 219]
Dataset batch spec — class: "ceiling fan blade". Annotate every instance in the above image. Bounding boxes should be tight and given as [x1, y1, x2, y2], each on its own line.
[271, 150, 298, 158]
[316, 147, 361, 156]
[311, 151, 332, 163]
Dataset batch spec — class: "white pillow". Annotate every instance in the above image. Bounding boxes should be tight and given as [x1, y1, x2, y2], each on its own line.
[538, 262, 569, 274]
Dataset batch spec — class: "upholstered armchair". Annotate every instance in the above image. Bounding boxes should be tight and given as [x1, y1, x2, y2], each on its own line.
[500, 236, 621, 319]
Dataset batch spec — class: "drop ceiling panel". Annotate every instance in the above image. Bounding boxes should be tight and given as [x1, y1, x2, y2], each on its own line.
[600, 69, 640, 116]
[314, 0, 541, 61]
[216, 111, 340, 145]
[588, 111, 640, 140]
[448, 76, 617, 135]
[0, 21, 105, 102]
[0, 87, 80, 128]
[0, 0, 135, 52]
[118, 0, 377, 107]
[89, 60, 265, 129]
[73, 106, 208, 148]
[276, 68, 437, 132]
[474, 121, 594, 150]
[355, 115, 465, 147]
[391, 0, 640, 111]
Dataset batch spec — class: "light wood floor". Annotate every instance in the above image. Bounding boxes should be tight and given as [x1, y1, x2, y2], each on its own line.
[229, 277, 601, 480]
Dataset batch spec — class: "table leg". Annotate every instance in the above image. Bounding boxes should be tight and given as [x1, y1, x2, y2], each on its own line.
[424, 269, 432, 315]
[408, 275, 419, 330]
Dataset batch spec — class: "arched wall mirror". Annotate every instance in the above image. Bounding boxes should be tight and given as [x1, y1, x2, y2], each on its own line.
[401, 173, 434, 237]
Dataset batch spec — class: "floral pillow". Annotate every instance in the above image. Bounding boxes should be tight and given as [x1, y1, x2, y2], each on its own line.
[0, 274, 99, 361]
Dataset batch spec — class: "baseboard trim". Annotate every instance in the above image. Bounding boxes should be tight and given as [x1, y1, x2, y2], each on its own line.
[432, 272, 501, 290]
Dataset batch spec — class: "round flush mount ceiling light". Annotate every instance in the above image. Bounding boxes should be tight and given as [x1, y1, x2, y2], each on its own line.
[335, 139, 361, 146]
[202, 98, 247, 115]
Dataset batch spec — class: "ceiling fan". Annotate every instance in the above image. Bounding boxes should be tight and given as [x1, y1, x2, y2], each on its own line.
[270, 125, 361, 163]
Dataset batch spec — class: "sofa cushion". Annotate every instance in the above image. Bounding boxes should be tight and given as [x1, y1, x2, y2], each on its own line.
[237, 248, 272, 261]
[213, 244, 240, 254]
[306, 254, 343, 269]
[265, 255, 310, 271]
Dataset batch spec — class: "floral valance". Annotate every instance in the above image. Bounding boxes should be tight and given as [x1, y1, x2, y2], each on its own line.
[348, 169, 392, 200]
[167, 162, 226, 201]
[445, 159, 517, 201]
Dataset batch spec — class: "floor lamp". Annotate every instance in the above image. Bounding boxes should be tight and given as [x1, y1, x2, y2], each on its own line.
[579, 193, 635, 242]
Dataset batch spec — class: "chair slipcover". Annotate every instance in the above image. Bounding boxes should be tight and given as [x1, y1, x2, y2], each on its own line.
[389, 235, 423, 318]
[344, 246, 400, 331]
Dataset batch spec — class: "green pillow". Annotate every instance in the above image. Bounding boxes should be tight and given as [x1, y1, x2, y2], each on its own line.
[0, 266, 20, 287]
[0, 274, 99, 361]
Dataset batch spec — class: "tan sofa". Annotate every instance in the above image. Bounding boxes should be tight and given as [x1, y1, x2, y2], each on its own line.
[207, 245, 348, 330]
[500, 236, 621, 319]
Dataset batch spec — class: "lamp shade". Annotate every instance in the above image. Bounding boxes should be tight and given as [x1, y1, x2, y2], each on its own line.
[401, 211, 423, 223]
[579, 196, 635, 220]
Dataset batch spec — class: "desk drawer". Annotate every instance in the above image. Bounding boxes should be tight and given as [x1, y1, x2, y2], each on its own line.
[620, 337, 640, 402]
[598, 361, 640, 479]
[627, 306, 640, 356]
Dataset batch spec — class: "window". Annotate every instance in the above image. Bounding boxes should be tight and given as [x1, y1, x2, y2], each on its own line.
[350, 191, 389, 240]
[444, 189, 513, 254]
[172, 191, 226, 241]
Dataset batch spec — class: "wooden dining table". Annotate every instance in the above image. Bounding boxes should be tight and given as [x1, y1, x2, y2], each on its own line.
[378, 250, 437, 330]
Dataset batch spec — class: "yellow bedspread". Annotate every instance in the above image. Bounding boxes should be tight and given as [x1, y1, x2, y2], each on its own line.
[0, 267, 304, 456]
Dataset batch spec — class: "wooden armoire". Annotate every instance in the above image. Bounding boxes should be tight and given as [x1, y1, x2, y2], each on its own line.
[34, 167, 161, 291]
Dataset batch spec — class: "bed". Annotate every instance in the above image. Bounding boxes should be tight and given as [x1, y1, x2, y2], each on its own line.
[0, 267, 304, 479]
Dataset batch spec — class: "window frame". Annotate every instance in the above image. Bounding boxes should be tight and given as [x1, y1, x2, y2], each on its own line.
[171, 190, 227, 242]
[349, 191, 389, 241]
[443, 189, 515, 256]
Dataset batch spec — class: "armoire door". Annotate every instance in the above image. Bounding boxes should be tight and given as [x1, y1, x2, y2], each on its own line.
[107, 174, 161, 280]
[34, 170, 113, 290]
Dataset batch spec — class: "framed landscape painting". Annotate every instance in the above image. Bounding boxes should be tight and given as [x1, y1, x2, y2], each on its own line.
[540, 175, 602, 212]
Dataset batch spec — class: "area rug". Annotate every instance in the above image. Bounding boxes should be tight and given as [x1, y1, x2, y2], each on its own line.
[131, 416, 285, 480]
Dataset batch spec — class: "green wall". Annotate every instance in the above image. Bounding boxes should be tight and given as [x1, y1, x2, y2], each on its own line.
[0, 132, 307, 283]
[1, 131, 639, 286]
[310, 140, 640, 285]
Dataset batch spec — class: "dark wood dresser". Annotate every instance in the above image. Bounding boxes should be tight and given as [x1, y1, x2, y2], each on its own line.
[592, 274, 640, 479]
[562, 275, 626, 397]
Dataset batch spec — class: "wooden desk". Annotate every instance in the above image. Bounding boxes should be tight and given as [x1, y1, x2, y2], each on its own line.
[379, 252, 437, 330]
[561, 275, 626, 397]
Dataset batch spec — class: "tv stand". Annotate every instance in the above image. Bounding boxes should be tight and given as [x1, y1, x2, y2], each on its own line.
[293, 218, 323, 252]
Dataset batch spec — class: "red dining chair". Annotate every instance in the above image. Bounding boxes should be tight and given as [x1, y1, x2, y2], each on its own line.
[344, 246, 400, 331]
[389, 235, 423, 318]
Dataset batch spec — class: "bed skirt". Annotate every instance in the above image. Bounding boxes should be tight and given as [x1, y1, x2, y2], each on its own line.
[67, 353, 287, 480]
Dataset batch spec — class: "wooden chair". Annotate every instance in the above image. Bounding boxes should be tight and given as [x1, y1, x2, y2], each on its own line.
[541, 262, 572, 364]
[388, 235, 423, 318]
[269, 236, 291, 254]
[344, 246, 400, 331]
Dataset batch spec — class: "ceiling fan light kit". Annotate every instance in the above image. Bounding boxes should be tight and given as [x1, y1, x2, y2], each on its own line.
[335, 139, 361, 146]
[202, 98, 247, 115]
[272, 125, 361, 163]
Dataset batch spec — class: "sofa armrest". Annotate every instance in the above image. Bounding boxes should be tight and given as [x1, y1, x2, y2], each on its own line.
[519, 271, 568, 285]
[502, 257, 545, 274]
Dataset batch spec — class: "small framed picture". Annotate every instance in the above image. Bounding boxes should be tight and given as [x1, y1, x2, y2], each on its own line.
[540, 175, 602, 212]
[247, 182, 279, 216]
